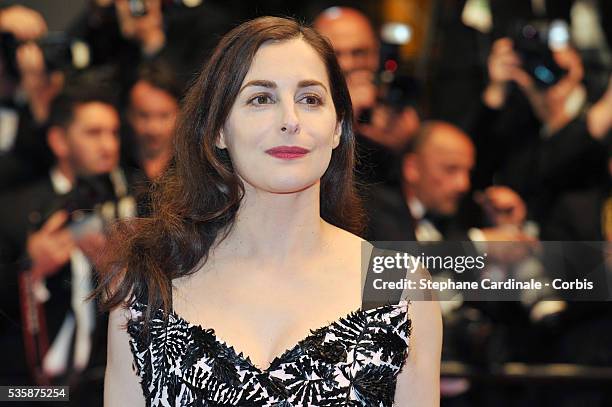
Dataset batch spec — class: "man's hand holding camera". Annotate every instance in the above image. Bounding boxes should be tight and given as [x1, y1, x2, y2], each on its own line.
[0, 5, 63, 123]
[26, 210, 107, 282]
[27, 211, 74, 282]
[484, 38, 583, 130]
[474, 186, 537, 263]
[476, 186, 527, 228]
[482, 38, 532, 109]
[348, 70, 419, 151]
[114, 0, 166, 55]
[346, 70, 377, 119]
[16, 42, 64, 123]
[482, 37, 612, 138]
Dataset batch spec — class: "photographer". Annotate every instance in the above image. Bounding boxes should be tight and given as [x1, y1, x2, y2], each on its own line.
[124, 61, 179, 182]
[314, 7, 420, 187]
[0, 84, 134, 404]
[68, 0, 233, 90]
[364, 120, 533, 249]
[120, 61, 180, 216]
[0, 5, 64, 191]
[467, 24, 611, 226]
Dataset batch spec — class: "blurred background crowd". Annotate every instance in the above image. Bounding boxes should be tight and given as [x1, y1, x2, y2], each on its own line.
[0, 0, 611, 406]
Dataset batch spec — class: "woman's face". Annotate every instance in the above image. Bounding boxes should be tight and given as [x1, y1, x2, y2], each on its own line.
[218, 37, 341, 194]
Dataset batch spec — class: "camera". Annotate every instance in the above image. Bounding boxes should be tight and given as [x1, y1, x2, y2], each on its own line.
[128, 0, 202, 17]
[510, 19, 569, 89]
[34, 172, 125, 239]
[357, 22, 419, 124]
[0, 32, 90, 79]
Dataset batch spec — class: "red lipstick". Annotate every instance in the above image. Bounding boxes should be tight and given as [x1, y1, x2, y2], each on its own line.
[265, 146, 310, 159]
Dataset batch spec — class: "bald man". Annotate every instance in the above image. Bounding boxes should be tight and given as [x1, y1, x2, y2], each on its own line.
[363, 122, 535, 404]
[403, 122, 475, 220]
[364, 121, 529, 242]
[314, 7, 380, 121]
[313, 7, 379, 77]
[314, 7, 420, 186]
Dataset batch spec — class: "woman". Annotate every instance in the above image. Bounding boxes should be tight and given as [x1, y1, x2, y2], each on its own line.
[100, 16, 441, 406]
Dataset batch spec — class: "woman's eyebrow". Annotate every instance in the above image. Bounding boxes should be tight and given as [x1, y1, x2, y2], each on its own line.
[239, 80, 276, 94]
[239, 79, 329, 94]
[298, 80, 328, 94]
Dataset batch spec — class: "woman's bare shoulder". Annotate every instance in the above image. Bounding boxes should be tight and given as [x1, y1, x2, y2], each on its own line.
[321, 223, 374, 278]
[323, 221, 370, 250]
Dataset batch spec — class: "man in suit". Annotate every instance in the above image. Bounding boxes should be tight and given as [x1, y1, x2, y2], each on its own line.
[364, 120, 530, 243]
[0, 84, 133, 405]
[363, 120, 537, 404]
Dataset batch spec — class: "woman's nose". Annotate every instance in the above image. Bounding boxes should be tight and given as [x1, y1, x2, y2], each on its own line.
[280, 100, 300, 134]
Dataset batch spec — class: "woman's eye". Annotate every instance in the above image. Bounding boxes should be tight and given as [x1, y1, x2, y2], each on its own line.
[299, 95, 322, 106]
[249, 95, 274, 105]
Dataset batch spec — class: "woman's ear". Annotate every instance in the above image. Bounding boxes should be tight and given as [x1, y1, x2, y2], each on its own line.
[332, 121, 342, 149]
[216, 128, 227, 149]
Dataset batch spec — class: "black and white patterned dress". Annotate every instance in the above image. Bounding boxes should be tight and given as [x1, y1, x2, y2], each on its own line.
[127, 299, 411, 406]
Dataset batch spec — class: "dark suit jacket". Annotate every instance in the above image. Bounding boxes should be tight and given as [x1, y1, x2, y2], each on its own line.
[0, 102, 53, 193]
[361, 183, 485, 280]
[541, 185, 611, 300]
[362, 183, 416, 242]
[362, 183, 478, 242]
[543, 186, 607, 241]
[0, 176, 107, 389]
[361, 183, 532, 363]
[539, 185, 612, 372]
[0, 177, 58, 383]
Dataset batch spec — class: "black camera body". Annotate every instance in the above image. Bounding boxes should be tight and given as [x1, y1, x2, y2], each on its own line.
[35, 173, 122, 238]
[510, 20, 569, 89]
[0, 32, 89, 79]
[128, 0, 201, 17]
[356, 38, 420, 125]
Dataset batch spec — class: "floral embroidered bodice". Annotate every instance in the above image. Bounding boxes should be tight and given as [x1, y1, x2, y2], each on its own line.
[127, 299, 411, 406]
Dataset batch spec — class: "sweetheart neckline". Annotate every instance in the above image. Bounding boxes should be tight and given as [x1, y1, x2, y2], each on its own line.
[168, 300, 409, 373]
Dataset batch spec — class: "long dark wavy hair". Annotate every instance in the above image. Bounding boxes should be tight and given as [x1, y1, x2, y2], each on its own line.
[97, 16, 364, 325]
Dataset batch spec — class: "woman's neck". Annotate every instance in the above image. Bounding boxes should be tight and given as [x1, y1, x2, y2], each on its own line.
[217, 181, 326, 266]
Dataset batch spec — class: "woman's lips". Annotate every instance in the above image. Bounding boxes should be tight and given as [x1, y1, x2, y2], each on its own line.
[265, 146, 310, 159]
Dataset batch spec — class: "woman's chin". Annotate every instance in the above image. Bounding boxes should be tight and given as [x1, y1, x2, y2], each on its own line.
[256, 178, 321, 195]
